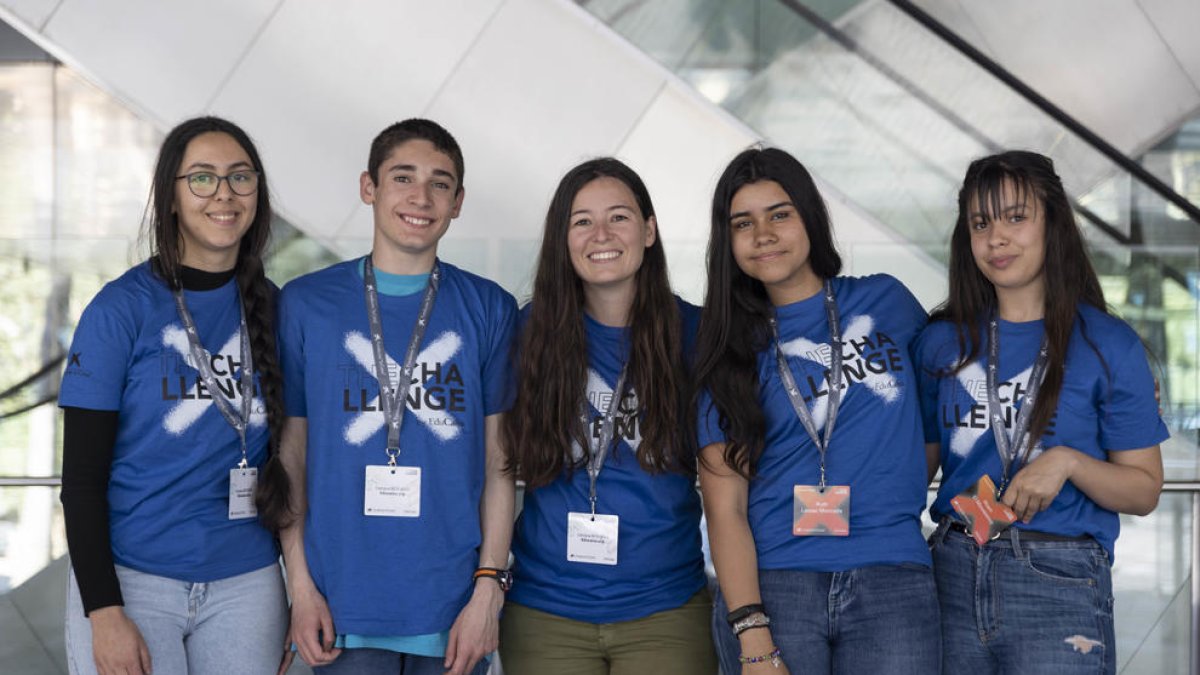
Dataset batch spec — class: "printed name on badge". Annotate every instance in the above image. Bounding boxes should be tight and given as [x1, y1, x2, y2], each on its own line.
[364, 465, 421, 517]
[566, 512, 619, 565]
[793, 485, 850, 536]
[228, 467, 258, 519]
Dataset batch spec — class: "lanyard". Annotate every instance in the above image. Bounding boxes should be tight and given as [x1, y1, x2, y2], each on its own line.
[363, 255, 440, 464]
[769, 280, 843, 491]
[585, 366, 629, 516]
[171, 285, 254, 467]
[986, 317, 1049, 495]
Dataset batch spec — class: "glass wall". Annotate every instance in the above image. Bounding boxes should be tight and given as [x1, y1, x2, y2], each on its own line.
[0, 42, 337, 593]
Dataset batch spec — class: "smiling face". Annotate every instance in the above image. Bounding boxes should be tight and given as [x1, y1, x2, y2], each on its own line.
[566, 176, 656, 308]
[173, 132, 257, 271]
[728, 179, 821, 306]
[361, 138, 464, 273]
[968, 178, 1047, 314]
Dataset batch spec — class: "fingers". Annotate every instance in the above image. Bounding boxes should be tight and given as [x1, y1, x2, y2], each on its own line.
[443, 630, 458, 671]
[138, 639, 152, 674]
[320, 609, 336, 652]
[276, 649, 295, 675]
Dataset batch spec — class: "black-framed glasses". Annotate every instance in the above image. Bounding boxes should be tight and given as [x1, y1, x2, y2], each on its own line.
[176, 170, 260, 197]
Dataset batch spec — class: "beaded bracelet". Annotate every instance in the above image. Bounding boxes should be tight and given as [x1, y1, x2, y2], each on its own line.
[738, 648, 782, 667]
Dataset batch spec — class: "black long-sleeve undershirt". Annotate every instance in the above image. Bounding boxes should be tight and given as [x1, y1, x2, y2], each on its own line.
[61, 265, 236, 616]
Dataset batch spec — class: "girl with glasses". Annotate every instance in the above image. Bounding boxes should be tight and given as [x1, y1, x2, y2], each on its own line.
[695, 147, 939, 674]
[916, 150, 1166, 674]
[60, 116, 289, 675]
[499, 158, 717, 674]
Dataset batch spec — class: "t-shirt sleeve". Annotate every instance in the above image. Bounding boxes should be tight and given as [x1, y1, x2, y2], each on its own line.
[482, 289, 519, 416]
[277, 284, 308, 418]
[913, 326, 944, 445]
[886, 275, 929, 336]
[59, 288, 137, 411]
[1100, 339, 1170, 451]
[696, 387, 727, 449]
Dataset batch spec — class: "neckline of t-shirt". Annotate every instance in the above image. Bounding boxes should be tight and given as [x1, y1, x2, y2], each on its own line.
[354, 257, 431, 297]
[177, 265, 236, 292]
[583, 311, 631, 339]
[772, 277, 838, 321]
[996, 316, 1045, 334]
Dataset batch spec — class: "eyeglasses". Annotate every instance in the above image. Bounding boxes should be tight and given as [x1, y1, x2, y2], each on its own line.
[176, 170, 260, 198]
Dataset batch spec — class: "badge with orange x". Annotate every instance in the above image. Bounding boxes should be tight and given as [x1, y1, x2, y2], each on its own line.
[793, 485, 850, 536]
[950, 475, 1017, 546]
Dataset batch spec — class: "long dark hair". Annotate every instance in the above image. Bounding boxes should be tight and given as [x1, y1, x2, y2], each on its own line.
[693, 147, 842, 479]
[146, 116, 291, 532]
[504, 158, 693, 488]
[930, 150, 1107, 444]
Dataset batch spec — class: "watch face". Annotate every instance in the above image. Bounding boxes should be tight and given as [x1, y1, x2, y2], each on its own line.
[497, 570, 513, 591]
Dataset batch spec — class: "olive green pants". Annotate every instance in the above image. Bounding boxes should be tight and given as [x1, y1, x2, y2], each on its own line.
[499, 589, 718, 675]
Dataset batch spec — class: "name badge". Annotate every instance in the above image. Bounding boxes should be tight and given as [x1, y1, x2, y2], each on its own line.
[364, 465, 421, 517]
[566, 512, 619, 565]
[793, 485, 850, 536]
[228, 467, 258, 519]
[951, 475, 1016, 545]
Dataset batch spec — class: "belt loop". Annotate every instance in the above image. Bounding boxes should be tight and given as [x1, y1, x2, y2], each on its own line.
[1007, 527, 1025, 559]
[930, 518, 951, 548]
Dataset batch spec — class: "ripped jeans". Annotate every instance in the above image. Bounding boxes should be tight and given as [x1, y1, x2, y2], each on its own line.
[930, 522, 1115, 674]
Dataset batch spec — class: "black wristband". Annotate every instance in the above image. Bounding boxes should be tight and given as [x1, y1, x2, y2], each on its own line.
[726, 603, 766, 626]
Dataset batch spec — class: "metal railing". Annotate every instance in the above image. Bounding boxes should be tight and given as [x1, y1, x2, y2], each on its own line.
[4, 476, 1199, 670]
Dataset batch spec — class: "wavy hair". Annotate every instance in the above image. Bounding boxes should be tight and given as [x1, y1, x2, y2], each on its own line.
[693, 147, 842, 479]
[145, 116, 290, 532]
[504, 158, 693, 488]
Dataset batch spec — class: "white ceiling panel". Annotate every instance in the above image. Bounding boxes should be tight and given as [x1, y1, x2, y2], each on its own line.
[0, 0, 59, 32]
[204, 0, 502, 240]
[616, 81, 756, 300]
[913, 0, 1200, 156]
[41, 0, 276, 125]
[1138, 0, 1200, 100]
[421, 0, 667, 243]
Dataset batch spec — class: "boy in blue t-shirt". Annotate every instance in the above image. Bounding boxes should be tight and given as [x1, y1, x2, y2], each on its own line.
[276, 119, 517, 675]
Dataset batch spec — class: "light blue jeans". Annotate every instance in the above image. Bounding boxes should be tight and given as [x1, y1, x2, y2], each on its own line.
[711, 564, 941, 675]
[66, 561, 287, 675]
[931, 523, 1115, 674]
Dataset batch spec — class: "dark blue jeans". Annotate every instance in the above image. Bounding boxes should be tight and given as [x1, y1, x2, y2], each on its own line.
[931, 524, 1115, 674]
[712, 565, 940, 675]
[313, 648, 490, 675]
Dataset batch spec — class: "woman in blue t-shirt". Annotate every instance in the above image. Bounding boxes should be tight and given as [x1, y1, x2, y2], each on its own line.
[694, 147, 939, 674]
[916, 150, 1166, 675]
[59, 117, 289, 675]
[499, 158, 716, 673]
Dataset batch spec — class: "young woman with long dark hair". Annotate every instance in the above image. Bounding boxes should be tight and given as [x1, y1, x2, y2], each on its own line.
[917, 150, 1165, 674]
[694, 147, 939, 674]
[499, 157, 716, 674]
[59, 116, 289, 675]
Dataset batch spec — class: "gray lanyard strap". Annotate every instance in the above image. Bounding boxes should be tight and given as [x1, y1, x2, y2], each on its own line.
[363, 255, 440, 464]
[769, 280, 843, 490]
[986, 317, 1050, 495]
[171, 285, 254, 467]
[585, 366, 629, 516]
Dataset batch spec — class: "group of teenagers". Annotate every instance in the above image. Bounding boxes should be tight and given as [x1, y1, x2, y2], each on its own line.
[57, 114, 1168, 675]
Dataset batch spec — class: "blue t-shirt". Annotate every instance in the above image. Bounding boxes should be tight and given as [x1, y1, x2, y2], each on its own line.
[915, 304, 1169, 558]
[698, 275, 931, 571]
[278, 258, 517, 637]
[509, 300, 706, 623]
[58, 262, 277, 581]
